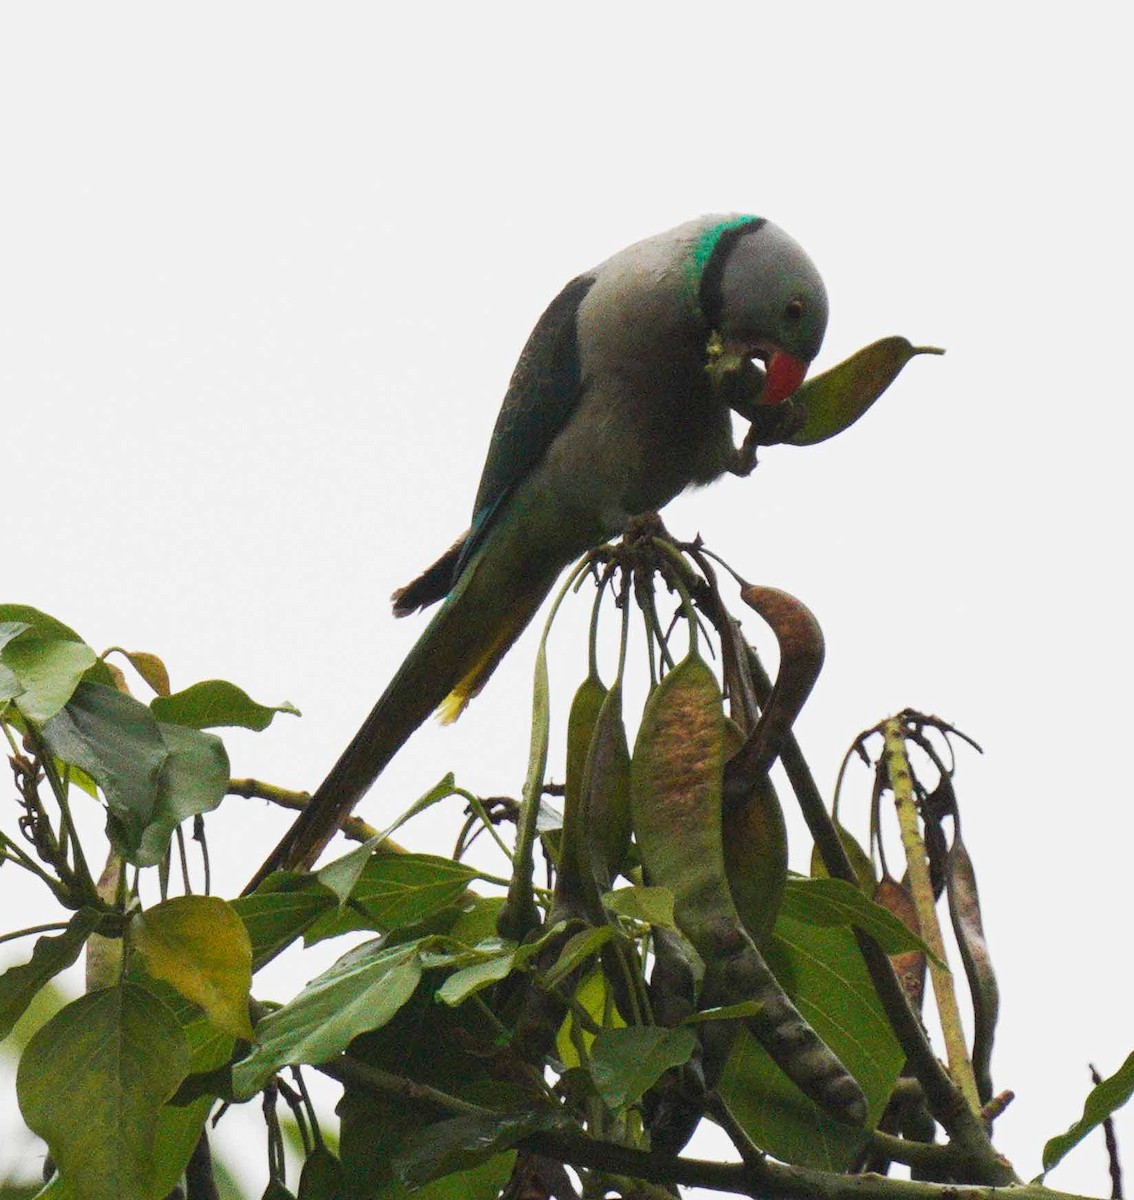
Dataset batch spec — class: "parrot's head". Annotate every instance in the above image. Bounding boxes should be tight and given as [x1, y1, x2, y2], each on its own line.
[701, 218, 828, 405]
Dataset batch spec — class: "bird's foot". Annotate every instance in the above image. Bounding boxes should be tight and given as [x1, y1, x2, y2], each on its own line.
[731, 397, 807, 476]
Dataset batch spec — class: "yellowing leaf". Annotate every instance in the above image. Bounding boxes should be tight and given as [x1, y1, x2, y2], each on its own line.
[129, 896, 253, 1039]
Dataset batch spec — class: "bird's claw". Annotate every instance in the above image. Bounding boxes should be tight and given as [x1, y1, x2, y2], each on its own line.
[731, 398, 806, 476]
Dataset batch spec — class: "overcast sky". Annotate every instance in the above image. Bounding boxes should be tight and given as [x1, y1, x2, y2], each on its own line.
[2, 6, 1132, 1197]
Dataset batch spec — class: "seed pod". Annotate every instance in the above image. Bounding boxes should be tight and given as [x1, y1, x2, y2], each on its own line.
[787, 337, 944, 446]
[721, 717, 787, 950]
[553, 675, 609, 923]
[581, 684, 632, 893]
[631, 653, 866, 1124]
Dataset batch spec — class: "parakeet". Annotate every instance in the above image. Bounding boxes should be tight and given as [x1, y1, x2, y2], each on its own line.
[245, 214, 827, 892]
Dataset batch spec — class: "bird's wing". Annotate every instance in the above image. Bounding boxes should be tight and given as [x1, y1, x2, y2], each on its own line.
[453, 272, 595, 578]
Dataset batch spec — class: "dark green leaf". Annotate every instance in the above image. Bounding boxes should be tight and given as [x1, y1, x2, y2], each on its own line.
[682, 1000, 764, 1024]
[230, 875, 338, 970]
[297, 1144, 345, 1200]
[394, 1108, 571, 1190]
[436, 947, 516, 1006]
[150, 678, 299, 730]
[134, 720, 230, 866]
[0, 909, 102, 1040]
[338, 985, 523, 1198]
[42, 681, 167, 846]
[232, 940, 423, 1097]
[448, 896, 507, 947]
[788, 337, 944, 446]
[589, 1026, 697, 1109]
[1042, 1052, 1134, 1173]
[308, 853, 478, 941]
[17, 982, 190, 1200]
[602, 885, 676, 931]
[542, 925, 613, 988]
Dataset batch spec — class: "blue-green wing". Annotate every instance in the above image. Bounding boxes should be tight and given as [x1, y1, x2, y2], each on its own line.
[454, 272, 595, 576]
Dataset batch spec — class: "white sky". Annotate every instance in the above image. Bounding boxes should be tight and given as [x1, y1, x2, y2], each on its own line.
[2, 5, 1131, 1197]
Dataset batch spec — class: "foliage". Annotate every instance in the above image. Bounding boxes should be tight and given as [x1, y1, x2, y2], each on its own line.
[1, 344, 1127, 1199]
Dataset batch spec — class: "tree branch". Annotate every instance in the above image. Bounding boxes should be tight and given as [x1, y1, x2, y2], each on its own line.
[521, 1128, 1089, 1200]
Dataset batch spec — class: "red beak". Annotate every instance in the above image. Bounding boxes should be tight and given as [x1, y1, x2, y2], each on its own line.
[760, 350, 809, 406]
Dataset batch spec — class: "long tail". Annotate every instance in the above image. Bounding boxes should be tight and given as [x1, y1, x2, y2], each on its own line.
[242, 538, 564, 895]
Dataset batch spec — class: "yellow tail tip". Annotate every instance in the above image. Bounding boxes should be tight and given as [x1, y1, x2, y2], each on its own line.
[436, 688, 471, 725]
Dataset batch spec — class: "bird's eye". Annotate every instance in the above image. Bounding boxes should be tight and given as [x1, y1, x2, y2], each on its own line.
[784, 298, 804, 322]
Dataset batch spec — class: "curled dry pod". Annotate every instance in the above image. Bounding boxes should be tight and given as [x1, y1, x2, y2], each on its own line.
[787, 337, 944, 447]
[630, 653, 866, 1125]
[720, 717, 787, 950]
[947, 835, 999, 1103]
[873, 875, 926, 1011]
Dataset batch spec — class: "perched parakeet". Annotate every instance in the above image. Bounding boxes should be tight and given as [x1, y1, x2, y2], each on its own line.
[245, 214, 827, 892]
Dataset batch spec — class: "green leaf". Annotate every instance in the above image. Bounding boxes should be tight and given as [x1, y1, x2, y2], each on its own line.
[297, 1144, 345, 1199]
[40, 682, 229, 865]
[781, 876, 942, 964]
[602, 885, 677, 931]
[338, 984, 523, 1199]
[232, 940, 423, 1097]
[42, 681, 166, 834]
[1, 629, 98, 723]
[0, 605, 83, 643]
[810, 820, 876, 892]
[0, 659, 22, 705]
[307, 853, 479, 942]
[718, 914, 904, 1170]
[129, 897, 253, 1039]
[394, 1108, 571, 1190]
[150, 1095, 213, 1199]
[17, 983, 190, 1200]
[589, 1026, 697, 1110]
[230, 875, 338, 970]
[788, 337, 944, 446]
[312, 776, 463, 906]
[0, 618, 33, 649]
[0, 909, 103, 1040]
[1042, 1051, 1134, 1173]
[542, 925, 613, 989]
[150, 678, 299, 730]
[436, 947, 517, 1006]
[683, 1000, 764, 1024]
[448, 895, 507, 947]
[135, 720, 230, 865]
